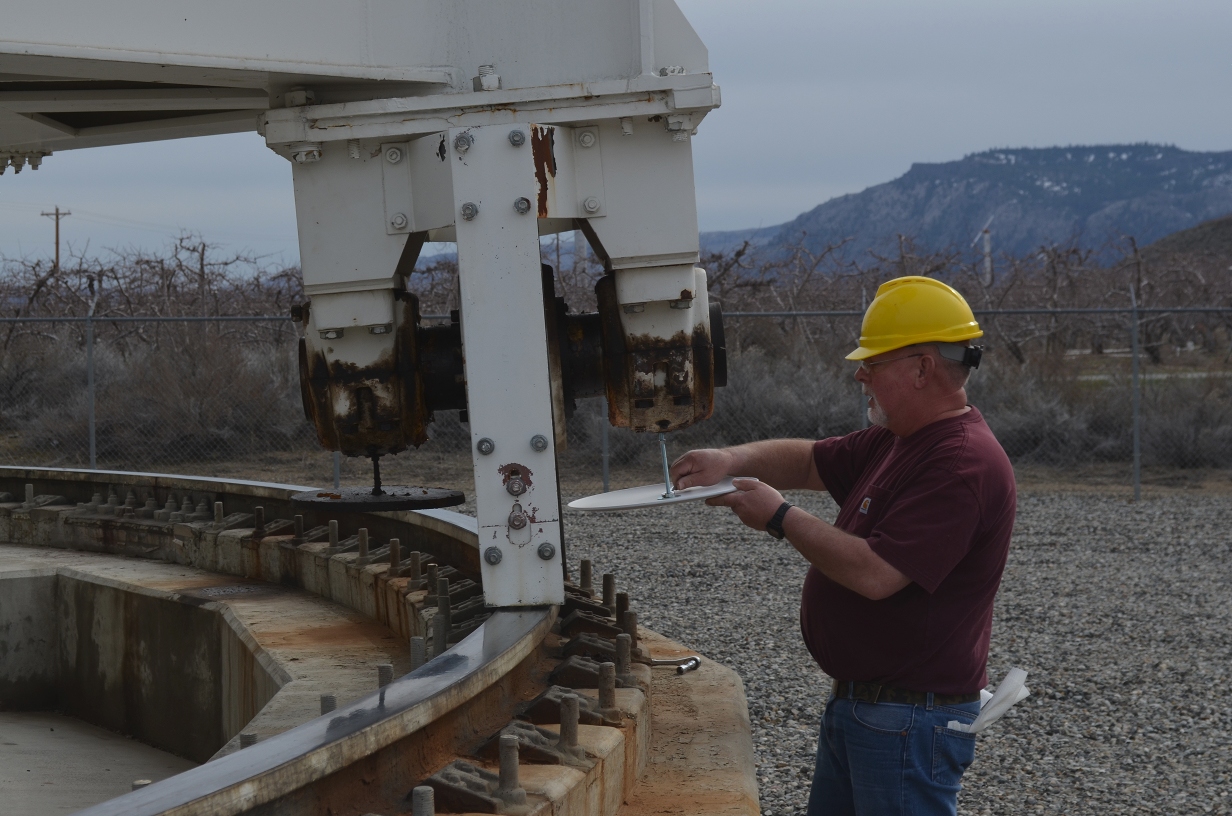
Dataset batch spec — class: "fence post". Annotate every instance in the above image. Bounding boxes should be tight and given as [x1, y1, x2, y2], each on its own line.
[601, 396, 610, 493]
[87, 314, 96, 469]
[1129, 289, 1141, 501]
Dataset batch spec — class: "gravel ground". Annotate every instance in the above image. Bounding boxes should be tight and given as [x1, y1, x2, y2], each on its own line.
[558, 488, 1232, 816]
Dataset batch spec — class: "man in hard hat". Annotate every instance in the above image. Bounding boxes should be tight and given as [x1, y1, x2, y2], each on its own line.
[670, 276, 1016, 816]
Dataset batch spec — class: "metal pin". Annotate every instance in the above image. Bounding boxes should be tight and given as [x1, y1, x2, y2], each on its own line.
[253, 506, 265, 537]
[658, 432, 675, 498]
[214, 501, 224, 524]
[24, 483, 33, 505]
[293, 515, 304, 543]
[676, 656, 701, 674]
[320, 693, 337, 714]
[328, 519, 339, 549]
[412, 785, 436, 816]
[390, 537, 401, 570]
[410, 636, 426, 669]
[615, 633, 632, 677]
[602, 573, 616, 615]
[437, 577, 451, 632]
[559, 693, 579, 749]
[497, 733, 527, 803]
[622, 609, 639, 649]
[427, 563, 439, 594]
[132, 779, 152, 790]
[377, 663, 394, 688]
[580, 559, 594, 596]
[598, 662, 617, 711]
[239, 732, 257, 748]
[358, 528, 369, 559]
[409, 551, 422, 583]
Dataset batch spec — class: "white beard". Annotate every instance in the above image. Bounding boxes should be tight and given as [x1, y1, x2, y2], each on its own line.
[865, 391, 890, 428]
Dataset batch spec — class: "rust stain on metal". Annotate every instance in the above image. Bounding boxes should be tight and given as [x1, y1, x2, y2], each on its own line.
[530, 125, 557, 218]
[497, 463, 533, 489]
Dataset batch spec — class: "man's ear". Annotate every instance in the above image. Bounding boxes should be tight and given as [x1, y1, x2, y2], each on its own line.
[913, 354, 934, 390]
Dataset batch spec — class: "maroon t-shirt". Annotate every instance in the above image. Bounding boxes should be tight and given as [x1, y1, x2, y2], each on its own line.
[801, 407, 1015, 694]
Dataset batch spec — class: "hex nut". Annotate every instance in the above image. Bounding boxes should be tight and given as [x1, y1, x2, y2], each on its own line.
[530, 434, 549, 452]
[390, 212, 408, 229]
[454, 132, 474, 153]
[385, 146, 403, 163]
[508, 130, 527, 147]
[477, 437, 495, 455]
[513, 197, 532, 214]
[506, 477, 527, 497]
[508, 511, 528, 530]
[537, 542, 556, 561]
[578, 130, 597, 148]
[484, 546, 503, 565]
[583, 197, 601, 213]
[460, 201, 479, 221]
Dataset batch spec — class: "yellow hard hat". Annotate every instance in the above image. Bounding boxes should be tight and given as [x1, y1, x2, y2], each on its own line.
[846, 276, 983, 361]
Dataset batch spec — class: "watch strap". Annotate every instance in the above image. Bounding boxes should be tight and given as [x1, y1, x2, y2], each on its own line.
[766, 501, 794, 539]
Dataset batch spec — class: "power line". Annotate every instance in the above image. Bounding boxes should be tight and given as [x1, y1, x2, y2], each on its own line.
[39, 206, 71, 272]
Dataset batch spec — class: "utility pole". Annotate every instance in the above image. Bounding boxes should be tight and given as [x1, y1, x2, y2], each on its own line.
[40, 206, 71, 272]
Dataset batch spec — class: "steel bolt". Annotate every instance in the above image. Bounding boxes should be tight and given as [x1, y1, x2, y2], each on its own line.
[328, 519, 339, 549]
[433, 608, 449, 656]
[412, 785, 436, 816]
[453, 132, 474, 154]
[293, 515, 304, 542]
[385, 146, 403, 163]
[598, 662, 617, 710]
[508, 129, 526, 147]
[409, 551, 422, 583]
[537, 541, 556, 561]
[578, 130, 597, 148]
[214, 501, 224, 524]
[484, 546, 503, 565]
[390, 537, 401, 569]
[530, 434, 549, 452]
[410, 636, 427, 670]
[377, 663, 394, 688]
[460, 201, 479, 221]
[508, 506, 528, 529]
[513, 197, 531, 214]
[497, 733, 527, 804]
[132, 779, 152, 790]
[358, 528, 369, 559]
[506, 477, 526, 497]
[580, 559, 594, 595]
[24, 483, 33, 504]
[437, 577, 451, 623]
[320, 693, 337, 714]
[616, 591, 630, 623]
[240, 732, 258, 748]
[559, 693, 579, 749]
[253, 506, 265, 537]
[390, 212, 409, 229]
[615, 633, 632, 676]
[602, 573, 616, 615]
[347, 139, 361, 159]
[583, 196, 601, 213]
[477, 437, 495, 455]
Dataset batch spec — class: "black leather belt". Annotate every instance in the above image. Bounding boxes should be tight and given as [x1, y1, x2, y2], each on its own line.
[831, 680, 980, 707]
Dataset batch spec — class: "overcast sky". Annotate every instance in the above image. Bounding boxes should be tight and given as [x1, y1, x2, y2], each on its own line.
[2, 0, 1229, 264]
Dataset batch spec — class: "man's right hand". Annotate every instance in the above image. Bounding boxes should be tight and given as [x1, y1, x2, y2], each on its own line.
[670, 448, 736, 490]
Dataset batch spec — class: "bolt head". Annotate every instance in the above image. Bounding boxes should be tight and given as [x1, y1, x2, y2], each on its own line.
[578, 130, 597, 148]
[484, 546, 503, 565]
[508, 512, 527, 530]
[477, 437, 495, 455]
[390, 212, 408, 229]
[513, 197, 532, 214]
[537, 542, 556, 561]
[583, 197, 601, 213]
[460, 201, 479, 221]
[506, 477, 527, 497]
[530, 434, 549, 452]
[454, 133, 474, 153]
[508, 130, 527, 147]
[385, 146, 403, 163]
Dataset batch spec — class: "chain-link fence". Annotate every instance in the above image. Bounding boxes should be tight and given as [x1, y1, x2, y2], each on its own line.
[2, 309, 1230, 496]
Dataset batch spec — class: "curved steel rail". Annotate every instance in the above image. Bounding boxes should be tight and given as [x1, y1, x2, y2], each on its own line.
[0, 466, 554, 816]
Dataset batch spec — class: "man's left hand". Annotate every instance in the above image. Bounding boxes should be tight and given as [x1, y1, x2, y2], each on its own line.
[707, 478, 787, 533]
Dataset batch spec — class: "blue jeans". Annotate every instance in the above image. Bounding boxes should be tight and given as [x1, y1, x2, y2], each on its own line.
[806, 693, 980, 816]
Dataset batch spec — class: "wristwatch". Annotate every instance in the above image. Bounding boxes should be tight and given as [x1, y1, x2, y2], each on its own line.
[765, 501, 794, 540]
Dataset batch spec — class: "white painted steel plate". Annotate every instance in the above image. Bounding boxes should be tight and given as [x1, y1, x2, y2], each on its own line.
[567, 477, 756, 512]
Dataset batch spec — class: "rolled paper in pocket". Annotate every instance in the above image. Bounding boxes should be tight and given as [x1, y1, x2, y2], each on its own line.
[947, 667, 1030, 734]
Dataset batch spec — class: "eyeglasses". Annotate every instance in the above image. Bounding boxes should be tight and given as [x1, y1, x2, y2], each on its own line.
[857, 353, 925, 375]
